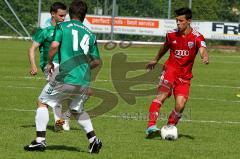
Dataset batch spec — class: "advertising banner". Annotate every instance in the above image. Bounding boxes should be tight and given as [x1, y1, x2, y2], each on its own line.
[40, 13, 240, 41]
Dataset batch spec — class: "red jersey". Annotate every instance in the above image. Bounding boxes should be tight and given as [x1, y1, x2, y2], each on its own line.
[163, 28, 206, 79]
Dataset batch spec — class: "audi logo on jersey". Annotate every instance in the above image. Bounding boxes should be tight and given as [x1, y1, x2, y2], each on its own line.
[174, 50, 189, 58]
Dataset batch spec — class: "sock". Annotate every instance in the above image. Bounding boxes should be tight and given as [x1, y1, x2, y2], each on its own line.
[147, 99, 162, 128]
[76, 112, 96, 143]
[62, 109, 71, 121]
[36, 137, 45, 143]
[35, 107, 49, 132]
[167, 109, 182, 125]
[76, 112, 95, 142]
[53, 105, 62, 122]
[87, 131, 96, 143]
[36, 131, 46, 142]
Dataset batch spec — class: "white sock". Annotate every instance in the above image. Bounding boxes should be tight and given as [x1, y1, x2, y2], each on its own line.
[35, 107, 49, 131]
[36, 137, 45, 143]
[53, 105, 62, 122]
[76, 112, 94, 134]
[89, 136, 96, 143]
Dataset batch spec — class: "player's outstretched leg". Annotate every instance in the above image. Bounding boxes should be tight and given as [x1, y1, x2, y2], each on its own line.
[24, 105, 49, 151]
[146, 99, 162, 138]
[76, 111, 102, 153]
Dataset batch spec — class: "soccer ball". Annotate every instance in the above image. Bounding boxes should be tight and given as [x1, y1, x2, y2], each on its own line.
[161, 125, 178, 140]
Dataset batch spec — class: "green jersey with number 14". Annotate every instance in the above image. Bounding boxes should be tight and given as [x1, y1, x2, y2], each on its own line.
[54, 20, 100, 86]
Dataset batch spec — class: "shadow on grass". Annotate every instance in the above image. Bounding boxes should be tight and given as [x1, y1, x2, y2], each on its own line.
[46, 145, 85, 152]
[21, 124, 35, 128]
[178, 134, 195, 140]
[142, 132, 194, 141]
[145, 130, 161, 140]
[20, 124, 79, 132]
[134, 130, 161, 140]
[46, 125, 79, 132]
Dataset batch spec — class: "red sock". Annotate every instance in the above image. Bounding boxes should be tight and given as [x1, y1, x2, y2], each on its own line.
[167, 109, 182, 125]
[147, 99, 162, 128]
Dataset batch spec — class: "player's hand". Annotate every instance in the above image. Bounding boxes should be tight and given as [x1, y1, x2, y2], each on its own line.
[30, 66, 38, 75]
[202, 57, 209, 65]
[146, 60, 158, 71]
[86, 88, 93, 96]
[47, 62, 54, 76]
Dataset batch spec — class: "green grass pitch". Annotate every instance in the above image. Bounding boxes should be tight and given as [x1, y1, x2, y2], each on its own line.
[0, 39, 240, 159]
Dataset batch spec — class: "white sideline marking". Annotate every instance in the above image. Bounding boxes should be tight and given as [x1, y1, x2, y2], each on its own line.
[209, 55, 240, 58]
[3, 108, 35, 112]
[191, 84, 240, 89]
[1, 107, 240, 125]
[189, 97, 240, 103]
[3, 76, 45, 80]
[0, 85, 40, 89]
[101, 114, 240, 124]
[2, 75, 240, 89]
[1, 84, 240, 103]
[104, 90, 240, 103]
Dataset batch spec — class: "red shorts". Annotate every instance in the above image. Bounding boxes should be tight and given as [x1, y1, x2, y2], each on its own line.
[158, 70, 190, 99]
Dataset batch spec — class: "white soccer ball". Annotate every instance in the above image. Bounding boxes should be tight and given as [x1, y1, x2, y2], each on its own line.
[161, 125, 178, 140]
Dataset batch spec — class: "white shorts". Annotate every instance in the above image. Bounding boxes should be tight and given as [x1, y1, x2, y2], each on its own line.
[38, 81, 89, 113]
[43, 62, 59, 82]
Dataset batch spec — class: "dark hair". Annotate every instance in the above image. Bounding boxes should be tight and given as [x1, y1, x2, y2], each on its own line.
[50, 2, 67, 13]
[69, 0, 88, 22]
[175, 7, 192, 20]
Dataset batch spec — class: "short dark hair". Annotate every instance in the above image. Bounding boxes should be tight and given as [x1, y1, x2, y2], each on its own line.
[175, 7, 192, 20]
[69, 0, 88, 22]
[50, 2, 67, 13]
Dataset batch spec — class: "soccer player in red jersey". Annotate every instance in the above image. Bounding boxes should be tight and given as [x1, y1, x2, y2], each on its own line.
[145, 7, 209, 137]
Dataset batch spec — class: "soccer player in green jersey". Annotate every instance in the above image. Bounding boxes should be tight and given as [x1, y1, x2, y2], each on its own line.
[27, 2, 71, 131]
[24, 0, 102, 153]
[28, 2, 66, 77]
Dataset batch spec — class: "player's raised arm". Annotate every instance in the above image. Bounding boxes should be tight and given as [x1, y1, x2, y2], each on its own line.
[28, 41, 40, 75]
[146, 44, 169, 70]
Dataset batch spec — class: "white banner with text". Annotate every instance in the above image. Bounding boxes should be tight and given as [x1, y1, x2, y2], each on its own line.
[40, 13, 240, 41]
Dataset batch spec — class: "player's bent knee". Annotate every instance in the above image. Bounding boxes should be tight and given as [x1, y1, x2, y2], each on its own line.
[177, 98, 187, 106]
[176, 103, 185, 110]
[175, 98, 187, 112]
[152, 98, 162, 105]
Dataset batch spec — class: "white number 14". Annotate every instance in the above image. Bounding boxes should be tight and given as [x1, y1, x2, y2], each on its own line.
[72, 29, 89, 55]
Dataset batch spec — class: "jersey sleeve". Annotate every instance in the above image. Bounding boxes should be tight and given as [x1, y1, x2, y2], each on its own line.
[53, 24, 63, 43]
[32, 28, 46, 44]
[196, 35, 207, 48]
[163, 33, 170, 48]
[88, 35, 100, 60]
